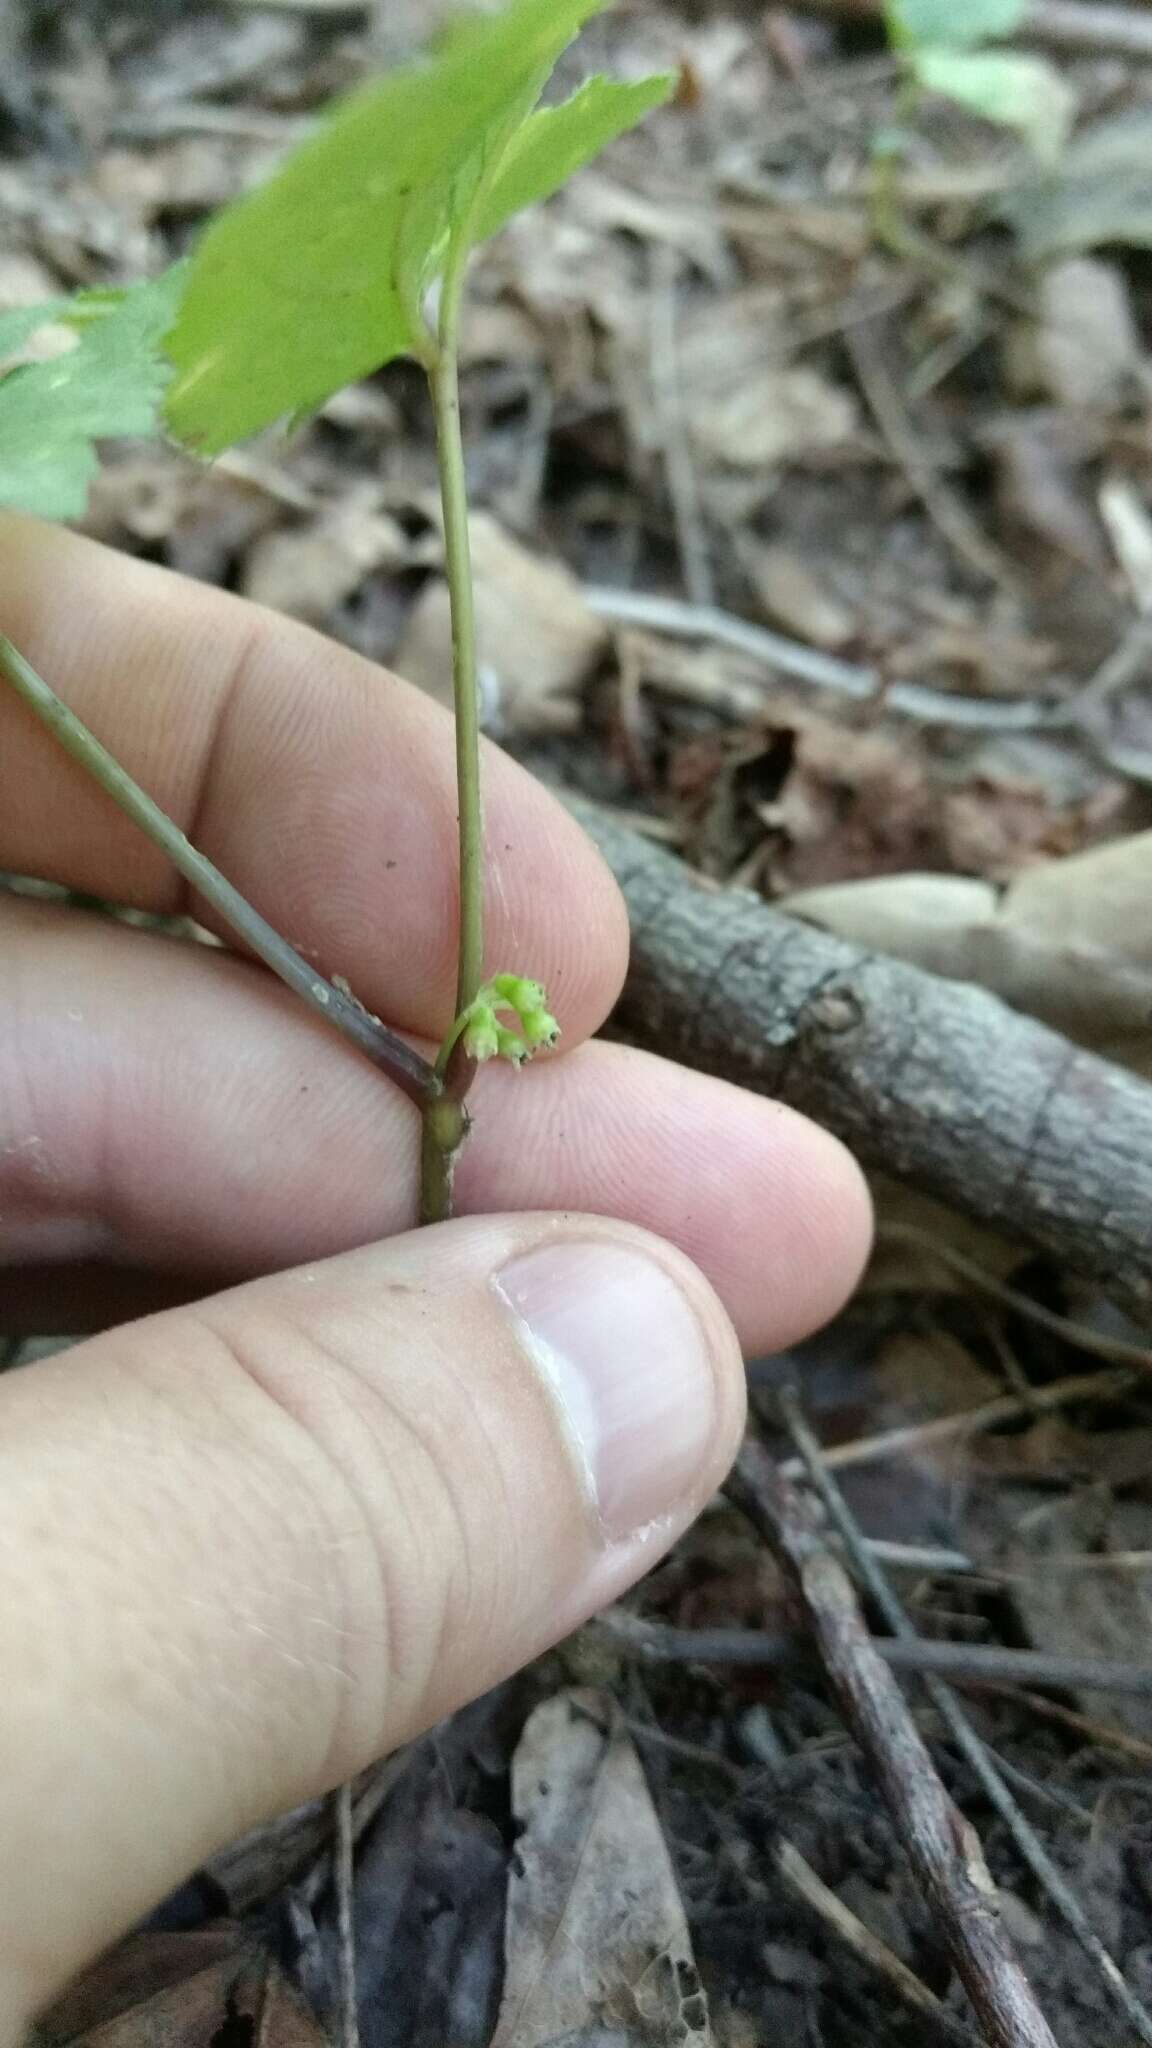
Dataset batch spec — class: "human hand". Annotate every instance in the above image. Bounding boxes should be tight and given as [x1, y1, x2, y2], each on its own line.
[0, 516, 871, 2034]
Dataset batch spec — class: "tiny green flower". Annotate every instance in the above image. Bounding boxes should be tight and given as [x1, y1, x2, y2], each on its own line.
[456, 973, 561, 1067]
[462, 1008, 500, 1062]
[496, 1024, 529, 1064]
[521, 1003, 560, 1050]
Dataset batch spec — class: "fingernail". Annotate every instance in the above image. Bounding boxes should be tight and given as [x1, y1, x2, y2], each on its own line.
[493, 1241, 717, 1542]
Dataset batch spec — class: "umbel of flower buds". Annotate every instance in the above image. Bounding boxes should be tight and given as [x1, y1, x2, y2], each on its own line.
[462, 974, 561, 1066]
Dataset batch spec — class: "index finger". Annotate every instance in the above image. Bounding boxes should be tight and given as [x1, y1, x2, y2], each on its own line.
[0, 514, 628, 1043]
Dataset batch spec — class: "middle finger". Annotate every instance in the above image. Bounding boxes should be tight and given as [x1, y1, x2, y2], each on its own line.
[0, 896, 871, 1350]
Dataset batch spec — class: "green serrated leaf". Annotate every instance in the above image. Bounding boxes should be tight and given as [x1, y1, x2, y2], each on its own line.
[0, 299, 78, 360]
[165, 0, 651, 455]
[0, 268, 185, 520]
[913, 48, 1073, 161]
[473, 72, 675, 244]
[885, 0, 1026, 52]
[0, 286, 149, 364]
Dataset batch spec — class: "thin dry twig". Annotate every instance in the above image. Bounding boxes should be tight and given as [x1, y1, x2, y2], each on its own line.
[780, 1389, 1152, 2048]
[333, 1782, 360, 2048]
[725, 1442, 1060, 2048]
[709, 1771, 982, 2042]
[1065, 618, 1152, 723]
[773, 1835, 983, 2044]
[584, 586, 1061, 730]
[649, 245, 714, 610]
[626, 1717, 745, 1784]
[589, 593, 1152, 759]
[868, 1539, 976, 1573]
[845, 315, 1016, 591]
[982, 1687, 1152, 1768]
[1009, 1551, 1152, 1577]
[201, 1754, 405, 1918]
[711, 1791, 980, 2042]
[599, 1609, 1152, 1699]
[776, 1368, 1136, 1484]
[989, 1753, 1093, 1829]
[874, 1224, 1152, 1373]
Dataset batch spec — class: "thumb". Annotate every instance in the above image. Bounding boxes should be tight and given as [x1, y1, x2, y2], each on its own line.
[0, 1213, 745, 2031]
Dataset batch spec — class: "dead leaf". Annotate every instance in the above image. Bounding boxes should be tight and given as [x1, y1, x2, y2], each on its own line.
[39, 1932, 242, 2047]
[1099, 476, 1152, 612]
[395, 514, 607, 735]
[1005, 258, 1142, 413]
[39, 1930, 328, 2048]
[128, 11, 302, 106]
[942, 772, 1110, 876]
[244, 1950, 334, 2048]
[751, 715, 939, 891]
[0, 250, 62, 311]
[783, 827, 1152, 1044]
[571, 173, 730, 287]
[460, 298, 546, 373]
[984, 1489, 1152, 1737]
[886, 618, 1054, 701]
[737, 539, 854, 650]
[240, 487, 408, 625]
[692, 363, 857, 470]
[1005, 827, 1152, 958]
[874, 1328, 1001, 1430]
[491, 1690, 713, 2048]
[677, 286, 792, 389]
[984, 409, 1111, 576]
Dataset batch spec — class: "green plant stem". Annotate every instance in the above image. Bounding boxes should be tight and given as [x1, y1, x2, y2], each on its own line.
[420, 1081, 470, 1225]
[431, 264, 484, 1022]
[0, 633, 435, 1110]
[419, 249, 485, 1223]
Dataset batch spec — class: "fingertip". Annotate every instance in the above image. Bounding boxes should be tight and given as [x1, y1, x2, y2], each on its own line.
[770, 1115, 874, 1335]
[663, 1094, 874, 1354]
[458, 1045, 873, 1357]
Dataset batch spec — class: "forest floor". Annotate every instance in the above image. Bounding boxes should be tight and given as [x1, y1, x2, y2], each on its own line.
[7, 3, 1152, 2043]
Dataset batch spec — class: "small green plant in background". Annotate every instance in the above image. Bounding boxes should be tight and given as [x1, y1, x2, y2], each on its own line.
[886, 0, 1073, 164]
[0, 0, 672, 1222]
[874, 0, 1074, 255]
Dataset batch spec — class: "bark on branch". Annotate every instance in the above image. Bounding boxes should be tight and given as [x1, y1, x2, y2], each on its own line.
[571, 800, 1152, 1314]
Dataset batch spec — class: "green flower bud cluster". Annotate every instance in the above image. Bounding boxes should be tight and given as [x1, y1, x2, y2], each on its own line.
[461, 974, 560, 1066]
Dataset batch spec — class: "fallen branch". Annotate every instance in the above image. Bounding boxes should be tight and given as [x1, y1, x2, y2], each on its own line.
[570, 800, 1152, 1315]
[726, 1442, 1060, 2048]
[799, 0, 1152, 61]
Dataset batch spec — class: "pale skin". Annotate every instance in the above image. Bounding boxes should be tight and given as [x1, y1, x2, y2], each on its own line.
[0, 514, 872, 2037]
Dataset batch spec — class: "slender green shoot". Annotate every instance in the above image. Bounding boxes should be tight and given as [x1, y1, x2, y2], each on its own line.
[430, 243, 485, 1031]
